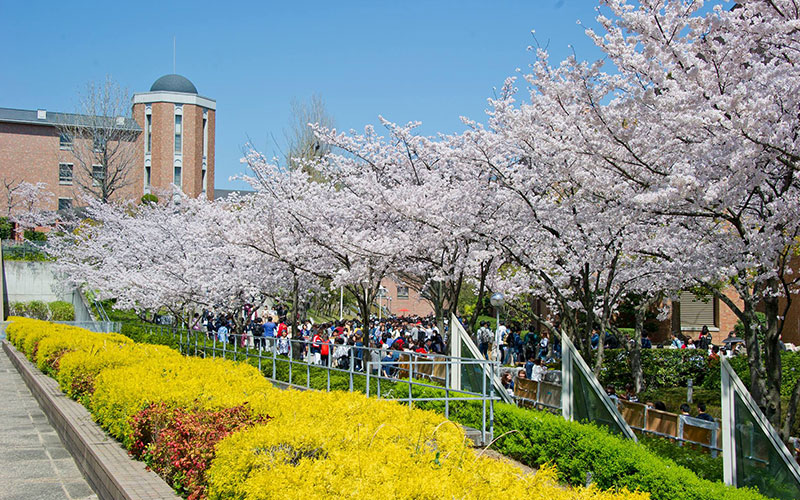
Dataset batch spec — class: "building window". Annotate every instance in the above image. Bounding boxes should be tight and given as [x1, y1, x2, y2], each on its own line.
[202, 115, 208, 159]
[93, 136, 104, 153]
[92, 165, 105, 187]
[58, 163, 73, 185]
[173, 166, 182, 187]
[174, 114, 182, 153]
[58, 198, 72, 210]
[679, 292, 717, 329]
[59, 132, 72, 150]
[145, 113, 152, 154]
[397, 286, 409, 299]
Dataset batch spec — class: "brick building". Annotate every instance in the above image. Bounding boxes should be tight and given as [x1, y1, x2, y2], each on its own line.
[378, 278, 434, 318]
[0, 74, 215, 214]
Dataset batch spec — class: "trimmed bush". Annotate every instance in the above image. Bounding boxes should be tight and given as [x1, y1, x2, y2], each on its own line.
[7, 318, 643, 500]
[599, 348, 711, 390]
[23, 229, 46, 242]
[410, 395, 764, 500]
[48, 301, 75, 321]
[703, 351, 800, 398]
[0, 216, 11, 239]
[130, 403, 269, 500]
[638, 435, 722, 482]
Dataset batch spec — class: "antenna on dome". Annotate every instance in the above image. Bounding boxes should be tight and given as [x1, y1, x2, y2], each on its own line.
[173, 36, 176, 73]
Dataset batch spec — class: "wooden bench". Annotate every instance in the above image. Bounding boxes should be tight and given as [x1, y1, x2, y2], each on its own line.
[645, 408, 679, 438]
[620, 400, 646, 429]
[513, 378, 539, 408]
[538, 381, 561, 409]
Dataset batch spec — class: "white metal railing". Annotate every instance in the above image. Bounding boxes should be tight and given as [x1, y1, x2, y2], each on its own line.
[161, 327, 500, 445]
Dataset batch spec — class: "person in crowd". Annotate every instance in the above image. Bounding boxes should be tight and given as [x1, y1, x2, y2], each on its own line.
[604, 331, 620, 349]
[538, 331, 549, 360]
[591, 329, 600, 349]
[524, 353, 536, 380]
[530, 358, 547, 382]
[332, 337, 349, 368]
[696, 402, 715, 422]
[517, 368, 527, 381]
[263, 317, 277, 338]
[621, 383, 639, 403]
[605, 385, 619, 404]
[191, 313, 203, 332]
[698, 325, 711, 350]
[654, 401, 667, 411]
[641, 332, 652, 349]
[679, 403, 691, 416]
[670, 333, 684, 349]
[686, 338, 696, 349]
[709, 345, 720, 362]
[277, 324, 290, 356]
[381, 347, 399, 378]
[476, 321, 492, 358]
[217, 321, 229, 344]
[320, 333, 331, 366]
[501, 372, 514, 396]
[310, 329, 323, 364]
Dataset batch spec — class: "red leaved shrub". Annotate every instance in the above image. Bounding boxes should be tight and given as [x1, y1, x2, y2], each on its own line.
[129, 402, 270, 499]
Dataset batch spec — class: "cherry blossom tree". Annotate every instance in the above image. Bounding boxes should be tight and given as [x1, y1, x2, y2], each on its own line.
[50, 195, 291, 326]
[497, 0, 800, 438]
[239, 144, 407, 340]
[2, 180, 55, 232]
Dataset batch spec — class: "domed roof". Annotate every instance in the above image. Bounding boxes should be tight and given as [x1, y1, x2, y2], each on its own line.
[150, 74, 198, 94]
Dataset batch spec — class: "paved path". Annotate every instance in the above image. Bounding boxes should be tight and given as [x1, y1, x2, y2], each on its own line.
[0, 348, 97, 500]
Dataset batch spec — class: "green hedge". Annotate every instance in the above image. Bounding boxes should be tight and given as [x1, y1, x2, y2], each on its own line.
[638, 435, 722, 482]
[703, 352, 800, 398]
[407, 391, 764, 500]
[48, 301, 75, 321]
[599, 348, 711, 390]
[9, 301, 75, 321]
[124, 330, 767, 500]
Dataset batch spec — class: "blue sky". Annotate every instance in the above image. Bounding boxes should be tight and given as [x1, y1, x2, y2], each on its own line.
[2, 1, 614, 190]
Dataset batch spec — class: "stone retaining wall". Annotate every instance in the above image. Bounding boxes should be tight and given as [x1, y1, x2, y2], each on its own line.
[2, 340, 178, 500]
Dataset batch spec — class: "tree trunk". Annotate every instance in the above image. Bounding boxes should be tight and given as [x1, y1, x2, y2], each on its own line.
[290, 272, 303, 360]
[762, 286, 783, 432]
[468, 259, 492, 334]
[781, 377, 800, 443]
[630, 299, 647, 394]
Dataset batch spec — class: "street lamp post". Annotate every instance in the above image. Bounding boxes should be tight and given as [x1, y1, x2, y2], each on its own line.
[490, 292, 505, 363]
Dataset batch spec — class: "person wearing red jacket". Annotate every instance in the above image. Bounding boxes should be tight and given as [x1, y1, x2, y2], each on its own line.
[311, 331, 323, 364]
[320, 335, 331, 366]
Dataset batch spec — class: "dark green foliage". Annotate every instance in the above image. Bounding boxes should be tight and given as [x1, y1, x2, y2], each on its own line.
[140, 193, 159, 205]
[703, 351, 800, 400]
[638, 435, 723, 482]
[410, 394, 765, 500]
[23, 229, 46, 242]
[129, 328, 768, 500]
[0, 217, 12, 240]
[733, 312, 767, 339]
[11, 300, 50, 320]
[120, 323, 180, 350]
[599, 348, 712, 390]
[48, 301, 75, 321]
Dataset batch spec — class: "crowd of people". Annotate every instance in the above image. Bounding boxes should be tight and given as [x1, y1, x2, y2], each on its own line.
[191, 309, 450, 377]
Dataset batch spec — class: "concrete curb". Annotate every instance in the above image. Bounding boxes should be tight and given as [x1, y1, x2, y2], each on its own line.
[2, 340, 178, 500]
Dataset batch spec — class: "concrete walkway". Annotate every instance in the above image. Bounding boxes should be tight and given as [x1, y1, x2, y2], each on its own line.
[0, 348, 97, 500]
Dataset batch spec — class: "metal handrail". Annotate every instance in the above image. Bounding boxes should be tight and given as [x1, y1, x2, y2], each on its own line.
[158, 327, 500, 445]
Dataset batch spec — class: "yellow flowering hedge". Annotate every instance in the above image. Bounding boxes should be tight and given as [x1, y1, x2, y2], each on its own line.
[5, 318, 649, 500]
[56, 342, 180, 402]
